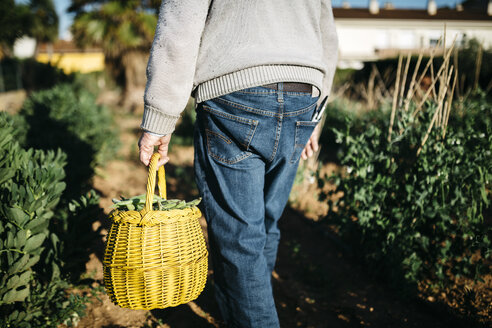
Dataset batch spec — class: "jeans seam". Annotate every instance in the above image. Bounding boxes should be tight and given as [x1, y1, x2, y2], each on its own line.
[208, 150, 253, 164]
[246, 122, 258, 149]
[215, 97, 277, 117]
[283, 102, 319, 117]
[205, 125, 256, 165]
[289, 121, 318, 164]
[296, 120, 319, 127]
[205, 129, 232, 144]
[202, 104, 258, 124]
[290, 145, 304, 164]
[216, 96, 318, 118]
[268, 103, 283, 163]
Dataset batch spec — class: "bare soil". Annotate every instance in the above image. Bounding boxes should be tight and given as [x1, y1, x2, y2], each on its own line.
[73, 100, 490, 328]
[0, 89, 27, 114]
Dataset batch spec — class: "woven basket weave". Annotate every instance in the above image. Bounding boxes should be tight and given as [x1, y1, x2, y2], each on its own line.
[103, 153, 208, 310]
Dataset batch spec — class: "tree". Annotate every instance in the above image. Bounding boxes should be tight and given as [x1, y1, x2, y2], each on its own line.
[70, 0, 160, 111]
[0, 0, 33, 57]
[0, 0, 58, 59]
[29, 0, 59, 57]
[460, 0, 488, 11]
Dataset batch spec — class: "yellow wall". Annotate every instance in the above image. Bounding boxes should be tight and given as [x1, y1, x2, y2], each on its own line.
[36, 52, 105, 74]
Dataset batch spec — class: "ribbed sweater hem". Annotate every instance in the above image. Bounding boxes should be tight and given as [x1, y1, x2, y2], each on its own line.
[194, 65, 324, 103]
[140, 104, 180, 135]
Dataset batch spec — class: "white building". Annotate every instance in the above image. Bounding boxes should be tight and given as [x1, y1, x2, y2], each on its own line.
[333, 3, 492, 69]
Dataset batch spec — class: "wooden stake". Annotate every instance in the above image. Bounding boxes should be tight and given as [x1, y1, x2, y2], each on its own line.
[404, 51, 423, 112]
[388, 53, 403, 142]
[399, 52, 412, 108]
[443, 69, 457, 139]
[473, 41, 483, 91]
[407, 36, 442, 109]
[429, 56, 438, 101]
[413, 35, 457, 119]
[453, 45, 460, 100]
[438, 65, 454, 126]
[368, 66, 376, 109]
[372, 63, 391, 99]
[417, 65, 454, 156]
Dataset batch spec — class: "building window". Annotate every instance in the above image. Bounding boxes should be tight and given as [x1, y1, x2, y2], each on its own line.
[429, 38, 440, 47]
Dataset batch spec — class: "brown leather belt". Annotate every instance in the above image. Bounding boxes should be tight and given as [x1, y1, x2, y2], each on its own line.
[262, 82, 312, 93]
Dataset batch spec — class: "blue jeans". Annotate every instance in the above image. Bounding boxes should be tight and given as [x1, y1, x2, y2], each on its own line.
[194, 82, 320, 327]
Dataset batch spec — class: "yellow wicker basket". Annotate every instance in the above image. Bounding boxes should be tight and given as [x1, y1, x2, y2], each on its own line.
[103, 153, 208, 310]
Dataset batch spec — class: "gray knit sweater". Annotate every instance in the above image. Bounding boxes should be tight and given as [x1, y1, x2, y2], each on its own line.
[141, 0, 339, 135]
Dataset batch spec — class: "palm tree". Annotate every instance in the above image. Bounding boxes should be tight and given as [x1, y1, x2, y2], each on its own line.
[70, 0, 159, 111]
[29, 0, 59, 58]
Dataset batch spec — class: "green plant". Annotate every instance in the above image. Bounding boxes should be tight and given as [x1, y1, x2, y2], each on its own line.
[321, 88, 491, 296]
[320, 43, 491, 302]
[112, 194, 201, 211]
[48, 190, 103, 283]
[70, 70, 120, 97]
[18, 83, 119, 198]
[0, 112, 87, 327]
[318, 97, 390, 163]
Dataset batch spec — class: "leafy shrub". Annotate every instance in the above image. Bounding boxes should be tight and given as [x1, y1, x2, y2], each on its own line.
[0, 113, 88, 327]
[50, 190, 104, 283]
[447, 88, 492, 135]
[70, 70, 120, 98]
[0, 111, 29, 147]
[319, 98, 390, 162]
[18, 83, 119, 198]
[320, 91, 491, 295]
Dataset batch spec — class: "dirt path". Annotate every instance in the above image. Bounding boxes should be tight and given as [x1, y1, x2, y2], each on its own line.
[76, 108, 484, 328]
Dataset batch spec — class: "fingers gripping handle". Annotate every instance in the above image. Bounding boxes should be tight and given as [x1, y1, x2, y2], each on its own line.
[145, 153, 167, 212]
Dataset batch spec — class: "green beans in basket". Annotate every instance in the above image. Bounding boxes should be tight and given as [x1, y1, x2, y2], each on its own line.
[111, 195, 202, 212]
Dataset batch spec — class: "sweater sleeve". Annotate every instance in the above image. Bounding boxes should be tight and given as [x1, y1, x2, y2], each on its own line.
[140, 0, 211, 135]
[319, 0, 339, 101]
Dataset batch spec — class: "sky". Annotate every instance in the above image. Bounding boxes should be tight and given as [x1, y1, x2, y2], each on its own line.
[53, 0, 74, 40]
[16, 0, 464, 40]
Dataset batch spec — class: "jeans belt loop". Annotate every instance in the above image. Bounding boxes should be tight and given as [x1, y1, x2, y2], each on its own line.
[277, 82, 284, 103]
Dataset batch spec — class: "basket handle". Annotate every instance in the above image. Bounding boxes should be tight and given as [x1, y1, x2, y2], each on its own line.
[145, 153, 167, 212]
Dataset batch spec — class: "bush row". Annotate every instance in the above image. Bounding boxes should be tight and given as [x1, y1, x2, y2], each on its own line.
[320, 89, 491, 299]
[17, 83, 119, 198]
[0, 79, 117, 326]
[0, 114, 87, 327]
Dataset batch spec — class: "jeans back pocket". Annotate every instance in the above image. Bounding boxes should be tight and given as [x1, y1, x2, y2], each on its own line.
[290, 120, 319, 164]
[202, 104, 258, 165]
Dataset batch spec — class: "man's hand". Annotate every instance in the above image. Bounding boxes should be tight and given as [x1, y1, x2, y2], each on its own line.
[138, 132, 172, 168]
[301, 124, 321, 161]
